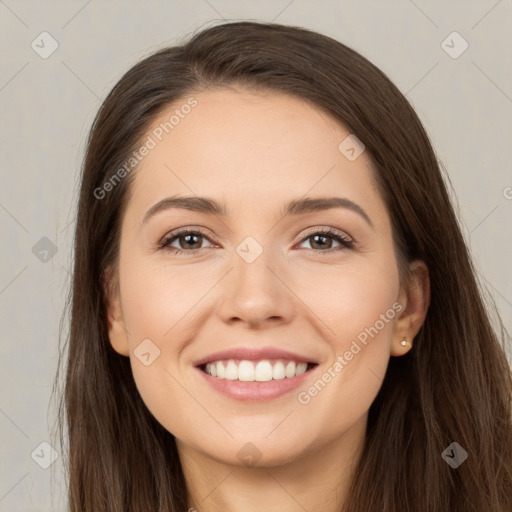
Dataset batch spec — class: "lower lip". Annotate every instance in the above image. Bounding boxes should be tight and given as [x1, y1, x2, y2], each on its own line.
[194, 365, 318, 402]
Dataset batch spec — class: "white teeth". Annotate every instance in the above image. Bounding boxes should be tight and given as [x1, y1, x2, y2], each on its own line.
[296, 362, 308, 375]
[225, 360, 238, 380]
[272, 361, 286, 380]
[204, 359, 312, 381]
[285, 361, 296, 378]
[254, 361, 273, 381]
[238, 360, 255, 381]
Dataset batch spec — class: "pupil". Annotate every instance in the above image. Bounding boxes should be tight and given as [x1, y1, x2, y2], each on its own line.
[183, 234, 200, 249]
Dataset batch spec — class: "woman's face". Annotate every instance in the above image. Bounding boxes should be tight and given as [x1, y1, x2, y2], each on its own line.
[106, 87, 417, 467]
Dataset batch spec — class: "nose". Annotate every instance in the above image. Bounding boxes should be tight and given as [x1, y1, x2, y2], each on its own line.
[215, 246, 295, 329]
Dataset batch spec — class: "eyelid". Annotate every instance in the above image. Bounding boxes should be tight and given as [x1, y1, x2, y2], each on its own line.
[159, 225, 352, 245]
[158, 226, 217, 246]
[297, 225, 353, 244]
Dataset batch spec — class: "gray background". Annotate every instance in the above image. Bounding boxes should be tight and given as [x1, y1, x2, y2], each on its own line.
[1, 1, 511, 510]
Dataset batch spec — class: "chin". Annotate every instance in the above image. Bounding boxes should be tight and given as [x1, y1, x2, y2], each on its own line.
[203, 431, 312, 468]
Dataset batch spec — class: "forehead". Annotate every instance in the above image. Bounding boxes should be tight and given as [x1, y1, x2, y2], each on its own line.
[125, 87, 383, 221]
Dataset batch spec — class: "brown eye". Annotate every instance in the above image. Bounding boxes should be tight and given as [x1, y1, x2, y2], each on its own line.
[160, 229, 214, 254]
[299, 228, 354, 252]
[158, 227, 354, 256]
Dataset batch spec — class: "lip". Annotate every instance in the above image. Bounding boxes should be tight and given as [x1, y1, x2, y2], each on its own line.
[193, 347, 318, 367]
[193, 347, 320, 402]
[194, 362, 319, 402]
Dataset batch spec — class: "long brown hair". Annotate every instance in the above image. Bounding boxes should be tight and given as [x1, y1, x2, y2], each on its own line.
[52, 20, 512, 511]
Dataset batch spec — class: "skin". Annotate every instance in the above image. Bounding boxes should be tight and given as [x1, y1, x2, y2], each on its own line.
[105, 87, 430, 512]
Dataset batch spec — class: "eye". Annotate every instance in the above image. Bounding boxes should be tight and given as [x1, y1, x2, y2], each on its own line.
[159, 229, 215, 255]
[297, 227, 354, 252]
[158, 226, 355, 256]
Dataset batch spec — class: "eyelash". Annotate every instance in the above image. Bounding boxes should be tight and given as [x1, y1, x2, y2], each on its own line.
[158, 227, 355, 256]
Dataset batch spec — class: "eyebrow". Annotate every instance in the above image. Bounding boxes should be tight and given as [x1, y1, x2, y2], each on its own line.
[142, 195, 374, 229]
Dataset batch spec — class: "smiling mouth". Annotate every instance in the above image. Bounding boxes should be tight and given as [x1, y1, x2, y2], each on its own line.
[198, 359, 318, 382]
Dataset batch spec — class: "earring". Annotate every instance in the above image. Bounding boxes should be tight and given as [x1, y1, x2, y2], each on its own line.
[400, 337, 408, 346]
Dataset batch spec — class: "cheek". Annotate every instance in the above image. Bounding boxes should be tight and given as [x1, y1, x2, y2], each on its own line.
[295, 257, 400, 404]
[118, 255, 217, 435]
[294, 254, 400, 344]
[120, 253, 215, 344]
[334, 272, 399, 350]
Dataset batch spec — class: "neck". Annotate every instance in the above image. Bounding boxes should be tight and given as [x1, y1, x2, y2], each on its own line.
[178, 414, 367, 512]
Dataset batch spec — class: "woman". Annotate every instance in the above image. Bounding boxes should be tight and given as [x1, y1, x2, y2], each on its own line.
[54, 20, 512, 511]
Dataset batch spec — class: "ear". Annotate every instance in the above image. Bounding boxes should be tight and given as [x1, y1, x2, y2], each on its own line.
[391, 259, 430, 356]
[102, 266, 130, 357]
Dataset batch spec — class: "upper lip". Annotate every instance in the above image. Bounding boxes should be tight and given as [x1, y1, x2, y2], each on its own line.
[193, 347, 318, 367]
